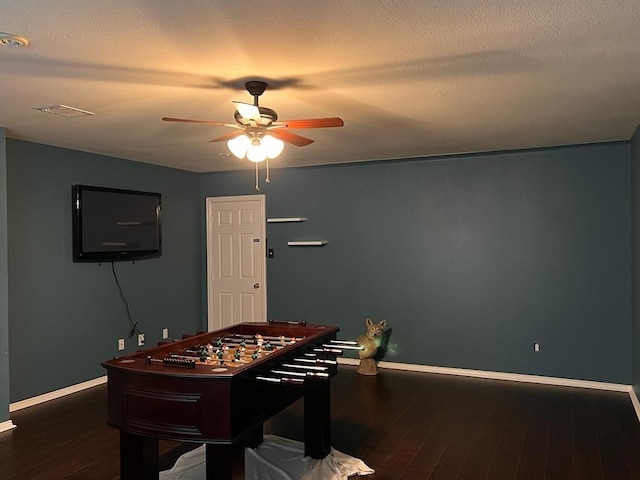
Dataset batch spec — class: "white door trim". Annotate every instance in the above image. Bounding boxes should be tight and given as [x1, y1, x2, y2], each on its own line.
[206, 194, 266, 330]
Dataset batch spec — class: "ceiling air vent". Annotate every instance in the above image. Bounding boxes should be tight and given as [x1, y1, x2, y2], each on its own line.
[33, 104, 94, 118]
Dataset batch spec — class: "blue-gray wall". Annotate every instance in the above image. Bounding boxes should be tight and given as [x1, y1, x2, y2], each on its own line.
[0, 129, 9, 423]
[201, 142, 632, 384]
[1, 135, 635, 414]
[6, 139, 203, 402]
[632, 125, 640, 397]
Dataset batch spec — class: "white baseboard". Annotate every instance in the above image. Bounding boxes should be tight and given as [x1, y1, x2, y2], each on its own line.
[0, 419, 16, 433]
[9, 376, 107, 413]
[339, 358, 640, 423]
[339, 358, 629, 391]
[7, 364, 640, 426]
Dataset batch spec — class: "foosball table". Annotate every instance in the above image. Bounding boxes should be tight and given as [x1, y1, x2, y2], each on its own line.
[102, 320, 347, 480]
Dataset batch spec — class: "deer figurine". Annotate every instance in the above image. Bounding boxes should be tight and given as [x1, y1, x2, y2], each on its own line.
[356, 318, 387, 375]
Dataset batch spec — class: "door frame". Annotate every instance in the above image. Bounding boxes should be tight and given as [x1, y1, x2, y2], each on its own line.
[205, 194, 267, 330]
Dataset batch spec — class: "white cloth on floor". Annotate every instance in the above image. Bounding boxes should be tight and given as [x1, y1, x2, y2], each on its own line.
[159, 435, 374, 480]
[159, 445, 206, 480]
[304, 447, 375, 479]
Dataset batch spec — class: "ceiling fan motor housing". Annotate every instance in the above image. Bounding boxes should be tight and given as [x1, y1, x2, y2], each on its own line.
[245, 80, 268, 97]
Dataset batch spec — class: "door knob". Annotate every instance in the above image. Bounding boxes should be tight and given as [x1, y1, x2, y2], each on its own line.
[254, 283, 260, 289]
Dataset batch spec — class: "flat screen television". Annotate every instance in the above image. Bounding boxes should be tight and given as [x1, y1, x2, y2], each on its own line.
[72, 184, 162, 262]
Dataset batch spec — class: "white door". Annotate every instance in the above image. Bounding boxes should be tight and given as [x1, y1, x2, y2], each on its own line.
[206, 195, 266, 330]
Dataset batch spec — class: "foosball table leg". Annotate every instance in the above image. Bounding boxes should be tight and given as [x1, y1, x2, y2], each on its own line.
[119, 431, 159, 480]
[205, 443, 233, 480]
[247, 423, 264, 449]
[304, 381, 331, 459]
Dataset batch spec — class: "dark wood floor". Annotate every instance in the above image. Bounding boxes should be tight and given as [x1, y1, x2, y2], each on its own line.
[1, 365, 640, 479]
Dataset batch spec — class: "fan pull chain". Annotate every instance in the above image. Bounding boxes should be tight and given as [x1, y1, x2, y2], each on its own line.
[265, 158, 271, 184]
[255, 163, 260, 191]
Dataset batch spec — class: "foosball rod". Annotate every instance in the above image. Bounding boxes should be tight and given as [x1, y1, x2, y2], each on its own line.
[281, 363, 329, 372]
[312, 347, 343, 355]
[257, 376, 305, 385]
[221, 333, 304, 342]
[215, 336, 295, 346]
[294, 357, 337, 366]
[177, 351, 272, 362]
[183, 346, 273, 356]
[303, 352, 340, 362]
[329, 339, 360, 346]
[323, 343, 363, 350]
[271, 369, 330, 379]
[193, 339, 293, 352]
[215, 338, 289, 349]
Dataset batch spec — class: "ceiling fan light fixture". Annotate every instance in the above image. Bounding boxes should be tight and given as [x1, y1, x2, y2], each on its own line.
[227, 134, 251, 158]
[228, 133, 284, 163]
[247, 144, 268, 163]
[262, 135, 284, 159]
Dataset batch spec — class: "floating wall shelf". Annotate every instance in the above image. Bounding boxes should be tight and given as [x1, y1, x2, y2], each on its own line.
[287, 240, 328, 246]
[267, 217, 307, 223]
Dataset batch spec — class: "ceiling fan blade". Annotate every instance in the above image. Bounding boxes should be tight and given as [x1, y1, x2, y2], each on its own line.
[209, 130, 244, 143]
[233, 101, 261, 121]
[270, 129, 315, 147]
[277, 117, 344, 129]
[162, 117, 236, 127]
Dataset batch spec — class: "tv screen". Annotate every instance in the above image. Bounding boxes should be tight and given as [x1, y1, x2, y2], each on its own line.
[72, 184, 162, 262]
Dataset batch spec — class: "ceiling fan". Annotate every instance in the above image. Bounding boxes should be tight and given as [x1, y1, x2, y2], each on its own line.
[162, 80, 344, 189]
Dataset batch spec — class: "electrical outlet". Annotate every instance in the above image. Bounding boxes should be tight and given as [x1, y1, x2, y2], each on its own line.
[162, 328, 168, 339]
[118, 338, 125, 351]
[138, 334, 145, 347]
[534, 342, 540, 352]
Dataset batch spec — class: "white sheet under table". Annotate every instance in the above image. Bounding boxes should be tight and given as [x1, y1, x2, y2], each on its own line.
[159, 434, 374, 480]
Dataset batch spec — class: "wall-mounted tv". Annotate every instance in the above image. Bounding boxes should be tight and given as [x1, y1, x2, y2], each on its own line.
[72, 184, 162, 262]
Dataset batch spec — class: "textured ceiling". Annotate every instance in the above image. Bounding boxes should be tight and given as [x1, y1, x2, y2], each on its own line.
[1, 1, 639, 173]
